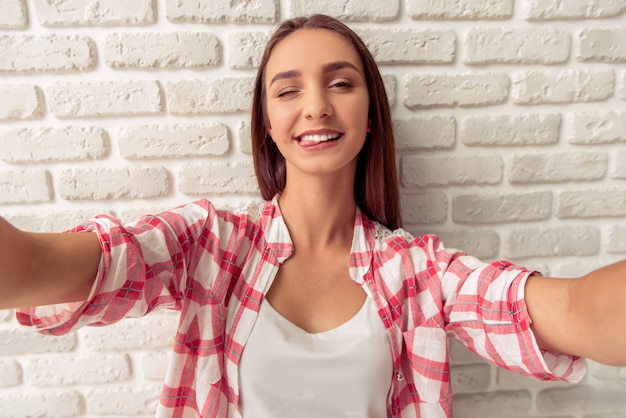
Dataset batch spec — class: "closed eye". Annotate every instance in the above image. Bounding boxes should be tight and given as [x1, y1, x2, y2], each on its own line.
[276, 88, 298, 98]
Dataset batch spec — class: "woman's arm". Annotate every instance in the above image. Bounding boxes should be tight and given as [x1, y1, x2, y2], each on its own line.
[526, 259, 626, 366]
[0, 216, 101, 309]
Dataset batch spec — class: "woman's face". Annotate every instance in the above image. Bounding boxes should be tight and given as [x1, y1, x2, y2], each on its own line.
[264, 28, 370, 182]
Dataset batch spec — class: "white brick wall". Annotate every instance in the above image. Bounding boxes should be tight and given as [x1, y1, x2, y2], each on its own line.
[0, 0, 625, 416]
[0, 34, 96, 72]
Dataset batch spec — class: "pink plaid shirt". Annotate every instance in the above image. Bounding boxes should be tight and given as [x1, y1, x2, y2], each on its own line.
[18, 196, 585, 417]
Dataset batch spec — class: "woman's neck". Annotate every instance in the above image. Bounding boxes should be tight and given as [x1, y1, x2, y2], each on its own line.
[278, 175, 356, 251]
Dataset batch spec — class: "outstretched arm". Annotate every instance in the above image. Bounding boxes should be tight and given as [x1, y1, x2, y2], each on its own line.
[526, 260, 626, 366]
[0, 217, 101, 309]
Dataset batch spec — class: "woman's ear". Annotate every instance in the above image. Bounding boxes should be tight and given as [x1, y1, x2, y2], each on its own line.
[367, 119, 372, 132]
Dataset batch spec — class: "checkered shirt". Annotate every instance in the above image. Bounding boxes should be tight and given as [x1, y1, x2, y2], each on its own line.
[17, 196, 585, 417]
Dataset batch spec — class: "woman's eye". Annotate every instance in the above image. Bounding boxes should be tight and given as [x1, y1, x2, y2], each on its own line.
[331, 80, 353, 89]
[277, 89, 297, 98]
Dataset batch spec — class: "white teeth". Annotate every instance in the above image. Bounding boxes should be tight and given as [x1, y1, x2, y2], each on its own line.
[300, 133, 340, 142]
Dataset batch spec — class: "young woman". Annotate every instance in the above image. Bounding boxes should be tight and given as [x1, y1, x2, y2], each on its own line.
[1, 14, 626, 418]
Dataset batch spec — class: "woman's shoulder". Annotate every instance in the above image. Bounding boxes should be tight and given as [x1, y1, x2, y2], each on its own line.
[370, 220, 443, 251]
[371, 220, 411, 242]
[232, 198, 271, 222]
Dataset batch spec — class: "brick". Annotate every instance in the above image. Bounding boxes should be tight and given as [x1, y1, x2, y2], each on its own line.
[0, 360, 22, 387]
[613, 150, 626, 179]
[0, 391, 83, 417]
[47, 81, 163, 118]
[620, 70, 626, 100]
[0, 35, 95, 72]
[0, 126, 109, 163]
[401, 155, 503, 187]
[453, 191, 552, 223]
[584, 414, 626, 418]
[537, 384, 626, 414]
[227, 31, 271, 69]
[166, 77, 254, 114]
[565, 110, 626, 144]
[0, 170, 51, 204]
[394, 115, 456, 150]
[557, 189, 626, 218]
[105, 32, 220, 69]
[288, 0, 399, 20]
[511, 69, 614, 104]
[238, 121, 253, 154]
[450, 363, 491, 393]
[577, 28, 626, 62]
[58, 167, 170, 200]
[86, 384, 162, 415]
[0, 328, 76, 355]
[404, 73, 509, 109]
[524, 0, 626, 20]
[179, 162, 259, 195]
[0, 0, 27, 29]
[141, 350, 171, 381]
[32, 0, 155, 26]
[407, 0, 513, 19]
[357, 28, 455, 64]
[436, 230, 500, 259]
[452, 390, 532, 417]
[0, 85, 44, 120]
[4, 209, 112, 232]
[26, 353, 130, 386]
[465, 27, 570, 64]
[607, 225, 626, 253]
[448, 339, 485, 364]
[461, 113, 560, 146]
[589, 360, 626, 381]
[165, 0, 278, 23]
[400, 191, 448, 224]
[496, 367, 569, 391]
[551, 259, 617, 278]
[508, 151, 608, 183]
[82, 316, 177, 351]
[119, 123, 229, 159]
[504, 226, 600, 258]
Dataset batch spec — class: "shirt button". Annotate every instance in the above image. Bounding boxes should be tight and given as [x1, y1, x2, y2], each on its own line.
[396, 372, 404, 381]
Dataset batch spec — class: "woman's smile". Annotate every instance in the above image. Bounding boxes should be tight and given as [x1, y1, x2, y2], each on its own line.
[296, 129, 344, 148]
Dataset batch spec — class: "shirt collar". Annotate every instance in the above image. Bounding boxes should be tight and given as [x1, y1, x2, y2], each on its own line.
[262, 195, 376, 284]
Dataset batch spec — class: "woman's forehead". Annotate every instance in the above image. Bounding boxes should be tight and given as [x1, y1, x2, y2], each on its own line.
[265, 28, 363, 76]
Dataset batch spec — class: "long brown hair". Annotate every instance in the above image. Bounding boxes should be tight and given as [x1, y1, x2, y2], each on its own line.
[251, 14, 402, 230]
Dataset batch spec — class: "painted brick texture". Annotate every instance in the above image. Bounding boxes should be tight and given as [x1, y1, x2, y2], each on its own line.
[1, 0, 625, 417]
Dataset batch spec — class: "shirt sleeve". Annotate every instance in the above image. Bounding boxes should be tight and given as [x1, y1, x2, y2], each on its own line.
[431, 236, 586, 383]
[16, 200, 223, 336]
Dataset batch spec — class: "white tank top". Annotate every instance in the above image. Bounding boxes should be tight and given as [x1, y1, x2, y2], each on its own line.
[238, 291, 393, 417]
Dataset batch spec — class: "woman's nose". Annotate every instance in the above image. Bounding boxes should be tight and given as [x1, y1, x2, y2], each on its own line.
[302, 89, 333, 120]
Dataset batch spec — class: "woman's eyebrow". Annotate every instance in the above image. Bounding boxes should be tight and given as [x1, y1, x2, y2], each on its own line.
[268, 61, 361, 87]
[322, 61, 360, 74]
[269, 70, 301, 87]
